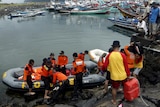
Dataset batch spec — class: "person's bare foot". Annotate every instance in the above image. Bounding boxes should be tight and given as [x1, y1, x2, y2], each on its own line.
[28, 92, 35, 95]
[111, 99, 117, 105]
[44, 96, 50, 99]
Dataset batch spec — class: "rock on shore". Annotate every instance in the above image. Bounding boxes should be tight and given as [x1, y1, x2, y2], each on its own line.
[1, 85, 160, 107]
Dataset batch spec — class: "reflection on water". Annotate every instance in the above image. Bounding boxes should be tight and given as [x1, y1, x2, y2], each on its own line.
[17, 17, 36, 23]
[0, 12, 130, 103]
[52, 13, 109, 30]
[108, 25, 136, 37]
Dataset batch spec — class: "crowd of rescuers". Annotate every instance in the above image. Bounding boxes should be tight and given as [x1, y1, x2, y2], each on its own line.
[94, 39, 143, 105]
[23, 50, 88, 103]
[23, 39, 143, 105]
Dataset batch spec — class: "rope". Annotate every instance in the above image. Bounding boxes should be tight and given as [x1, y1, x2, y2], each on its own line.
[140, 95, 150, 107]
[131, 77, 150, 107]
[133, 77, 150, 107]
[117, 77, 150, 107]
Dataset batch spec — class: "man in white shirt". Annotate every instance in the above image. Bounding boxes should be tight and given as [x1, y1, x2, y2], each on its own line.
[136, 17, 148, 37]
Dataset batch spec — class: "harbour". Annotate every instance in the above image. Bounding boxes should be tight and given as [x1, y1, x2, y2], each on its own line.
[0, 1, 160, 107]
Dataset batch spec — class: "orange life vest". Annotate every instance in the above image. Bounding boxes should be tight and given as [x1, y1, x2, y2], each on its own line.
[23, 64, 34, 81]
[31, 67, 42, 80]
[78, 53, 85, 60]
[57, 55, 68, 66]
[124, 45, 135, 69]
[41, 65, 53, 77]
[97, 57, 105, 70]
[52, 72, 68, 84]
[72, 58, 86, 74]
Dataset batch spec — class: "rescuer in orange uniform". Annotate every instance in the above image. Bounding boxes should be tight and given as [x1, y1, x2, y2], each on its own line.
[96, 53, 106, 76]
[78, 50, 88, 61]
[41, 58, 53, 99]
[23, 59, 35, 94]
[71, 52, 86, 101]
[124, 40, 136, 74]
[50, 71, 69, 103]
[48, 53, 57, 68]
[57, 51, 68, 75]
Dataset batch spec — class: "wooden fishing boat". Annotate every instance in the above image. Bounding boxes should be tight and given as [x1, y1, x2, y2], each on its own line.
[116, 6, 139, 18]
[70, 7, 109, 15]
[108, 17, 138, 30]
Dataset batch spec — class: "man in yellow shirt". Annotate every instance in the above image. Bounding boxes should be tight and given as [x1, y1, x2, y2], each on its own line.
[103, 40, 130, 105]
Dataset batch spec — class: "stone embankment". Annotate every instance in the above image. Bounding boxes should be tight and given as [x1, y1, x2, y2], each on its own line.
[0, 2, 47, 17]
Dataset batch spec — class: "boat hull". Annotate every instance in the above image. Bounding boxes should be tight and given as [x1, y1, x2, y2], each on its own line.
[108, 17, 137, 31]
[70, 9, 108, 15]
[2, 61, 105, 91]
[117, 6, 138, 18]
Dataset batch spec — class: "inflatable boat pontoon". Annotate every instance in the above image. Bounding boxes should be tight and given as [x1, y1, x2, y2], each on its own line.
[2, 61, 105, 91]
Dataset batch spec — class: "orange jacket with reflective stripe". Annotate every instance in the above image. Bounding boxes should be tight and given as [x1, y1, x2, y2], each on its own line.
[52, 72, 68, 84]
[78, 53, 85, 60]
[23, 64, 34, 81]
[72, 58, 86, 74]
[124, 45, 135, 69]
[41, 65, 53, 77]
[57, 55, 68, 66]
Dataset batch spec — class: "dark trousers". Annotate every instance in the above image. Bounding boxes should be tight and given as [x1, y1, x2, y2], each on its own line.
[51, 79, 69, 101]
[27, 75, 32, 88]
[41, 76, 51, 90]
[57, 65, 66, 75]
[73, 72, 83, 97]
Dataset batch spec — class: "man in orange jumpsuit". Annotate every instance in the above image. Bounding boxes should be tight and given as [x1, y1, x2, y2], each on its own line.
[96, 53, 106, 76]
[57, 51, 68, 75]
[71, 52, 86, 101]
[48, 53, 57, 69]
[50, 71, 69, 104]
[41, 59, 53, 99]
[124, 40, 136, 74]
[78, 50, 88, 61]
[23, 59, 35, 94]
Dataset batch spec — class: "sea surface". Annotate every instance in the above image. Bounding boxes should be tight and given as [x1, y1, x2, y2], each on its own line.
[0, 11, 132, 102]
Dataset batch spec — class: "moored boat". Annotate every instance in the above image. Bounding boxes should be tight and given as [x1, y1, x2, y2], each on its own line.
[8, 9, 46, 19]
[2, 61, 105, 91]
[117, 6, 139, 18]
[8, 11, 28, 19]
[70, 6, 109, 15]
[108, 17, 138, 31]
